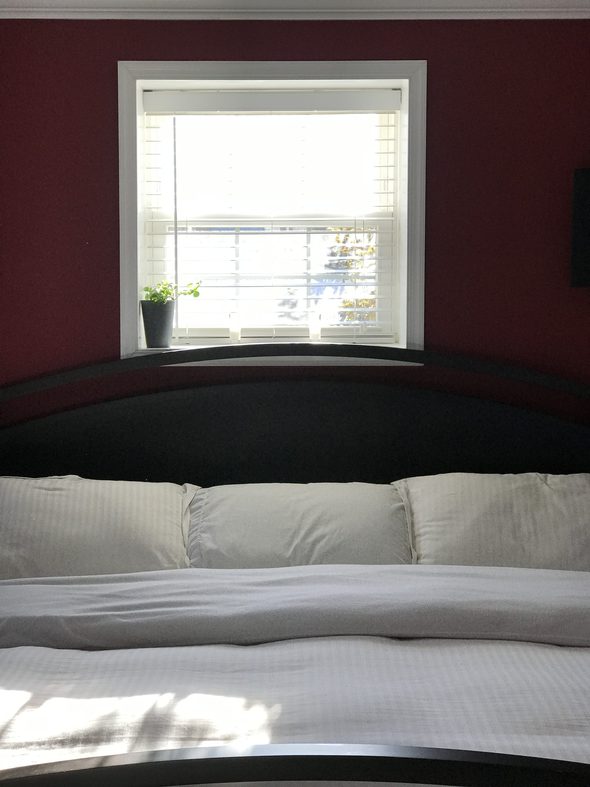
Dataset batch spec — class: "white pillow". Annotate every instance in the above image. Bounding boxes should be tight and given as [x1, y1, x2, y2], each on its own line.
[0, 475, 198, 579]
[393, 472, 590, 570]
[188, 482, 411, 568]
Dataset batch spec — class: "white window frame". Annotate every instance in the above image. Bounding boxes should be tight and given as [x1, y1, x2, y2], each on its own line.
[118, 60, 426, 358]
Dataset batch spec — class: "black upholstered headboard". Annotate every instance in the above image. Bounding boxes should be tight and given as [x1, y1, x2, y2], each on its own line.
[1, 347, 588, 484]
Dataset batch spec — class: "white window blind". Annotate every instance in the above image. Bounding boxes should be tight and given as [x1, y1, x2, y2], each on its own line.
[141, 87, 401, 342]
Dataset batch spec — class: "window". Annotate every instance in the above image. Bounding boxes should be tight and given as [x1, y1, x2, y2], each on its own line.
[118, 61, 426, 357]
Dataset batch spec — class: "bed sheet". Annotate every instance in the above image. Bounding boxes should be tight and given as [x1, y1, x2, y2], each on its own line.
[1, 564, 589, 781]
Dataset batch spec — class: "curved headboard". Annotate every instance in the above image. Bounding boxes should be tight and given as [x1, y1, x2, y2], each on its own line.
[1, 374, 588, 485]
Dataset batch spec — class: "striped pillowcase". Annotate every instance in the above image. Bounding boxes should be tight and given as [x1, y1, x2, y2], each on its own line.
[0, 475, 198, 579]
[188, 482, 412, 568]
[393, 473, 590, 571]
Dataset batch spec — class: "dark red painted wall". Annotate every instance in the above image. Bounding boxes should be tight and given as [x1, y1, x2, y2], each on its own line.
[1, 19, 590, 392]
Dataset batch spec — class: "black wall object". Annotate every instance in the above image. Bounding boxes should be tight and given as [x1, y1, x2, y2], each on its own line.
[572, 168, 590, 286]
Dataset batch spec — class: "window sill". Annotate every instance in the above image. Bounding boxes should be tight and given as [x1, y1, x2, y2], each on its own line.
[124, 342, 423, 367]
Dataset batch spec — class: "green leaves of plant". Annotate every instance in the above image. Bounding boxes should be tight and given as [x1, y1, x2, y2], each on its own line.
[143, 280, 201, 303]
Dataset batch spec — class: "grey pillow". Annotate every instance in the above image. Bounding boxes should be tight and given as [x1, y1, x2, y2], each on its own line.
[188, 482, 411, 568]
[0, 475, 198, 578]
[394, 472, 590, 570]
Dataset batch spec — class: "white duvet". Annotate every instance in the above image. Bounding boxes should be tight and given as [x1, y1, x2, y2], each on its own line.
[1, 564, 589, 779]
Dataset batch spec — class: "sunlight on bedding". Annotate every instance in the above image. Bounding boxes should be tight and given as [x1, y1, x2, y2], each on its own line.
[174, 693, 280, 747]
[0, 688, 279, 767]
[0, 691, 32, 722]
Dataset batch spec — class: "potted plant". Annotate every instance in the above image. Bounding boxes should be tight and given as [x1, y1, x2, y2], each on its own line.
[140, 280, 200, 348]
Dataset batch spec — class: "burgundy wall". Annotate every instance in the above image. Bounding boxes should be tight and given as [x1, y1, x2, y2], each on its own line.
[1, 19, 590, 394]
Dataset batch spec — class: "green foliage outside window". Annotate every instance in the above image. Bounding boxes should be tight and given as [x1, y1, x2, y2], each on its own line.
[326, 229, 377, 323]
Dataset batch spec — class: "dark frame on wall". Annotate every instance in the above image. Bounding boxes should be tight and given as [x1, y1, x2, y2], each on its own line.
[572, 168, 590, 287]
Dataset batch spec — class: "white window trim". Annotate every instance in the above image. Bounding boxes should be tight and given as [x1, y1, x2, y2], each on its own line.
[118, 60, 426, 358]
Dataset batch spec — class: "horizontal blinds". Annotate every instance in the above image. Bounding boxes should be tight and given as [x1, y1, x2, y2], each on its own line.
[147, 221, 395, 333]
[142, 105, 398, 338]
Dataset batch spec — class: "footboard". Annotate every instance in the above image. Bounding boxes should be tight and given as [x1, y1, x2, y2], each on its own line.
[2, 744, 590, 787]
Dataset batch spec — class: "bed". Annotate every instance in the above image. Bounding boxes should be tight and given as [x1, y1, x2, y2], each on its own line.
[0, 346, 589, 787]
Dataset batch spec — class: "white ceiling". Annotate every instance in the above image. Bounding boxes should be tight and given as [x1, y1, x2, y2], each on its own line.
[1, 0, 589, 20]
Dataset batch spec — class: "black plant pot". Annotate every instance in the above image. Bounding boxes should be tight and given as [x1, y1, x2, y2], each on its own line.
[140, 300, 176, 348]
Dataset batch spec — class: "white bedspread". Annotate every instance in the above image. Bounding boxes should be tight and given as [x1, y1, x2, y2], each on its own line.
[1, 564, 589, 776]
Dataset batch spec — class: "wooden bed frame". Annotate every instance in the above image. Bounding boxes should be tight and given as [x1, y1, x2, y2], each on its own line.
[1, 346, 589, 786]
[2, 743, 589, 786]
[1, 346, 589, 484]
